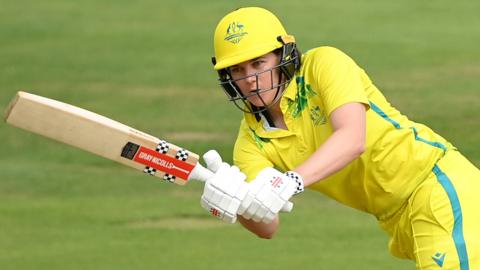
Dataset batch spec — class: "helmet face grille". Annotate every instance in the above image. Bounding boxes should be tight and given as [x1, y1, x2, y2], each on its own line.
[217, 44, 301, 114]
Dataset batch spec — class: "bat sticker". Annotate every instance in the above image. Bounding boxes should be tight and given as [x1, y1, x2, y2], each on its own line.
[121, 142, 194, 180]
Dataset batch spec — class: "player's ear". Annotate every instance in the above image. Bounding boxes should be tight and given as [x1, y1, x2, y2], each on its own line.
[213, 56, 240, 99]
[218, 69, 238, 98]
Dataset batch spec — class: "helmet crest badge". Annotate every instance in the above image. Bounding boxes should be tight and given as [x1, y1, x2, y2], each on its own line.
[224, 22, 248, 44]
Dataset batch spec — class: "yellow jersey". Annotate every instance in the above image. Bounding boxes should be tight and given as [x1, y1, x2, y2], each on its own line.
[233, 46, 453, 220]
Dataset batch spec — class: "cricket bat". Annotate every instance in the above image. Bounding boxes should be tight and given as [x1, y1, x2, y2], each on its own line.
[4, 91, 214, 185]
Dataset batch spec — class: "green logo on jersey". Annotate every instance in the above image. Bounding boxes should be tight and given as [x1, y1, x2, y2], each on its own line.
[310, 105, 327, 126]
[287, 76, 316, 118]
[249, 128, 270, 150]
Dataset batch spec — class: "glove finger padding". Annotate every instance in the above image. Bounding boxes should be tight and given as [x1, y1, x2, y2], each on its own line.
[261, 211, 277, 224]
[201, 163, 249, 224]
[237, 176, 264, 215]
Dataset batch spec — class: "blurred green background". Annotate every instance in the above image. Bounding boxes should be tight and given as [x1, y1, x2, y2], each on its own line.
[1, 0, 479, 269]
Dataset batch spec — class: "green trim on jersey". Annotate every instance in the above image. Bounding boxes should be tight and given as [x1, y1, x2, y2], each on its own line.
[249, 127, 270, 150]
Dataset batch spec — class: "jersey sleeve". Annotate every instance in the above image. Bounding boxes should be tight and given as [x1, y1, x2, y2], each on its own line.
[233, 120, 273, 182]
[308, 47, 370, 116]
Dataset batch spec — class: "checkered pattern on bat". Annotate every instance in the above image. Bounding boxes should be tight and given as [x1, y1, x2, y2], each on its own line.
[175, 149, 189, 161]
[144, 167, 156, 175]
[142, 141, 169, 178]
[144, 167, 176, 183]
[163, 173, 176, 183]
[156, 140, 169, 154]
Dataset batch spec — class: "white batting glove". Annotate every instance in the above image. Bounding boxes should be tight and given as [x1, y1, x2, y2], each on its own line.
[238, 168, 304, 224]
[200, 150, 249, 224]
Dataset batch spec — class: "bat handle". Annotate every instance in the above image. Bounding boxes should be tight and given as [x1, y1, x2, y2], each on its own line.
[188, 163, 292, 213]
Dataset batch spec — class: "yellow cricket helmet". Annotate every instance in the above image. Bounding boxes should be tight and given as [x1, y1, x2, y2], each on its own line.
[212, 7, 301, 114]
[213, 7, 294, 70]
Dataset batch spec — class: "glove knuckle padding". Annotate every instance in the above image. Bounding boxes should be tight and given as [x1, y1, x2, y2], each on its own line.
[255, 205, 269, 218]
[262, 211, 276, 224]
[247, 201, 261, 216]
[252, 215, 262, 222]
[242, 209, 253, 220]
[227, 198, 241, 214]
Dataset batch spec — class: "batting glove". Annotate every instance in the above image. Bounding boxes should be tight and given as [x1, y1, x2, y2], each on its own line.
[238, 168, 304, 224]
[200, 150, 249, 223]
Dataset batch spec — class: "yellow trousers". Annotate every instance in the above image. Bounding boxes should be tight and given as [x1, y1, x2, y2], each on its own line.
[380, 150, 480, 269]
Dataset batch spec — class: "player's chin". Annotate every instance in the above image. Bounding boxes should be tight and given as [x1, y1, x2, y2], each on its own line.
[246, 95, 274, 108]
[247, 98, 270, 108]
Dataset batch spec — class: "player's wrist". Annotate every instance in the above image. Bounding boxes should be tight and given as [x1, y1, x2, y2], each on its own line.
[285, 171, 304, 195]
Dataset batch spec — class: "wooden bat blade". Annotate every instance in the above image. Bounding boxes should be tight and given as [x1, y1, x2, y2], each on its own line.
[4, 91, 212, 184]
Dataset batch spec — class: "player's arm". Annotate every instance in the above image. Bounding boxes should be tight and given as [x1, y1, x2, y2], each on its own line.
[292, 48, 369, 185]
[233, 102, 366, 237]
[294, 101, 367, 186]
[238, 215, 279, 239]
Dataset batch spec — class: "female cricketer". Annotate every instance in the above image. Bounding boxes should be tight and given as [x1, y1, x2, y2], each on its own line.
[199, 7, 480, 270]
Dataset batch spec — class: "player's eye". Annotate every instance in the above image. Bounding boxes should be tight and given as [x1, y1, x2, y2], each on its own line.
[229, 66, 241, 74]
[252, 60, 265, 68]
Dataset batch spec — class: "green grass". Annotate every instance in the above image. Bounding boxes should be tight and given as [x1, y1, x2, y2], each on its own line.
[1, 0, 479, 269]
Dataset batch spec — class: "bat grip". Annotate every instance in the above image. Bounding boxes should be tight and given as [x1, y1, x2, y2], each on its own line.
[188, 163, 292, 213]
